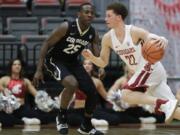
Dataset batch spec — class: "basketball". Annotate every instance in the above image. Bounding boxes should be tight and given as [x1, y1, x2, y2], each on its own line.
[142, 38, 165, 64]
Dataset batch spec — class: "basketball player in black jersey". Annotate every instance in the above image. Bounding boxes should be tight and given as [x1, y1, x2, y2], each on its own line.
[33, 3, 104, 135]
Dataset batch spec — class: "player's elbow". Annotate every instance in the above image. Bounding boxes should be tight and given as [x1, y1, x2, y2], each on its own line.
[100, 61, 108, 68]
[100, 57, 109, 68]
[98, 64, 105, 68]
[93, 57, 108, 68]
[104, 63, 109, 68]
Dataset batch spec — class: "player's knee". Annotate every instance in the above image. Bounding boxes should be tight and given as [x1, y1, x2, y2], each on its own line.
[67, 80, 78, 91]
[62, 75, 78, 92]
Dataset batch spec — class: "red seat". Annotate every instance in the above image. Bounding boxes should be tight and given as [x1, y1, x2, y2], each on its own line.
[0, 0, 27, 22]
[1, 0, 22, 4]
[34, 0, 59, 5]
[67, 0, 91, 6]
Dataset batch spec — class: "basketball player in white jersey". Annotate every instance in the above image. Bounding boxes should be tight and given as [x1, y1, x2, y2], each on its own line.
[82, 2, 180, 123]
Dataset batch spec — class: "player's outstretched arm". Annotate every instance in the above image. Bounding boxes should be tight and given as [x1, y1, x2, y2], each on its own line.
[82, 33, 111, 68]
[33, 22, 68, 87]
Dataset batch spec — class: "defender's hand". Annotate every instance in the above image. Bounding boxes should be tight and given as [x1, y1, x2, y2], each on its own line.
[81, 49, 93, 60]
[33, 70, 44, 87]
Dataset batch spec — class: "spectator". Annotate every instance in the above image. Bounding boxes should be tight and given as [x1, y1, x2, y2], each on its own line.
[0, 58, 54, 127]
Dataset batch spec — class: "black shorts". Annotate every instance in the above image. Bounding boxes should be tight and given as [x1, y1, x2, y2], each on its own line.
[44, 56, 71, 81]
[44, 56, 96, 92]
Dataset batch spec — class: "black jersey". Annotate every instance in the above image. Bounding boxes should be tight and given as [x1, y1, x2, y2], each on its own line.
[47, 20, 96, 63]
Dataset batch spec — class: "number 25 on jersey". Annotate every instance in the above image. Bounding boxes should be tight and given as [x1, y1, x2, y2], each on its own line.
[63, 44, 81, 54]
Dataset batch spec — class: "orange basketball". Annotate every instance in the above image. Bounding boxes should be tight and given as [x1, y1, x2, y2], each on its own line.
[142, 38, 165, 64]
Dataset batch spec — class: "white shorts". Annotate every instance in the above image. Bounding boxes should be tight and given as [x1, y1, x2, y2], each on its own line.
[124, 62, 176, 100]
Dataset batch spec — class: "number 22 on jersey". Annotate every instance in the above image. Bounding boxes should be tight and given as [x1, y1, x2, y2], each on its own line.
[125, 54, 137, 65]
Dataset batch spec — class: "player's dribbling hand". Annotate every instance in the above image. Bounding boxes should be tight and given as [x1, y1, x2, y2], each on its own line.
[153, 37, 168, 50]
[81, 49, 93, 59]
[159, 37, 168, 49]
[33, 71, 45, 88]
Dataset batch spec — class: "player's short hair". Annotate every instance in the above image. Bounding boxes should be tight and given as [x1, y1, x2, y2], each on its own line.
[79, 2, 95, 11]
[107, 2, 128, 20]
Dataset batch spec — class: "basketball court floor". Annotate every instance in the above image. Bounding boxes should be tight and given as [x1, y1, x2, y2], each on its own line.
[1, 124, 180, 135]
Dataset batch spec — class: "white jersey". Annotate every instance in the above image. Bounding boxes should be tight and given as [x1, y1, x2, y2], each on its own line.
[109, 25, 175, 100]
[110, 25, 147, 71]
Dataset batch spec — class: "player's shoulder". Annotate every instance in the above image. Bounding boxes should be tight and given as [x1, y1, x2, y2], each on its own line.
[130, 25, 149, 42]
[55, 21, 69, 32]
[89, 25, 97, 36]
[102, 30, 111, 41]
[131, 25, 148, 34]
[101, 30, 112, 47]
